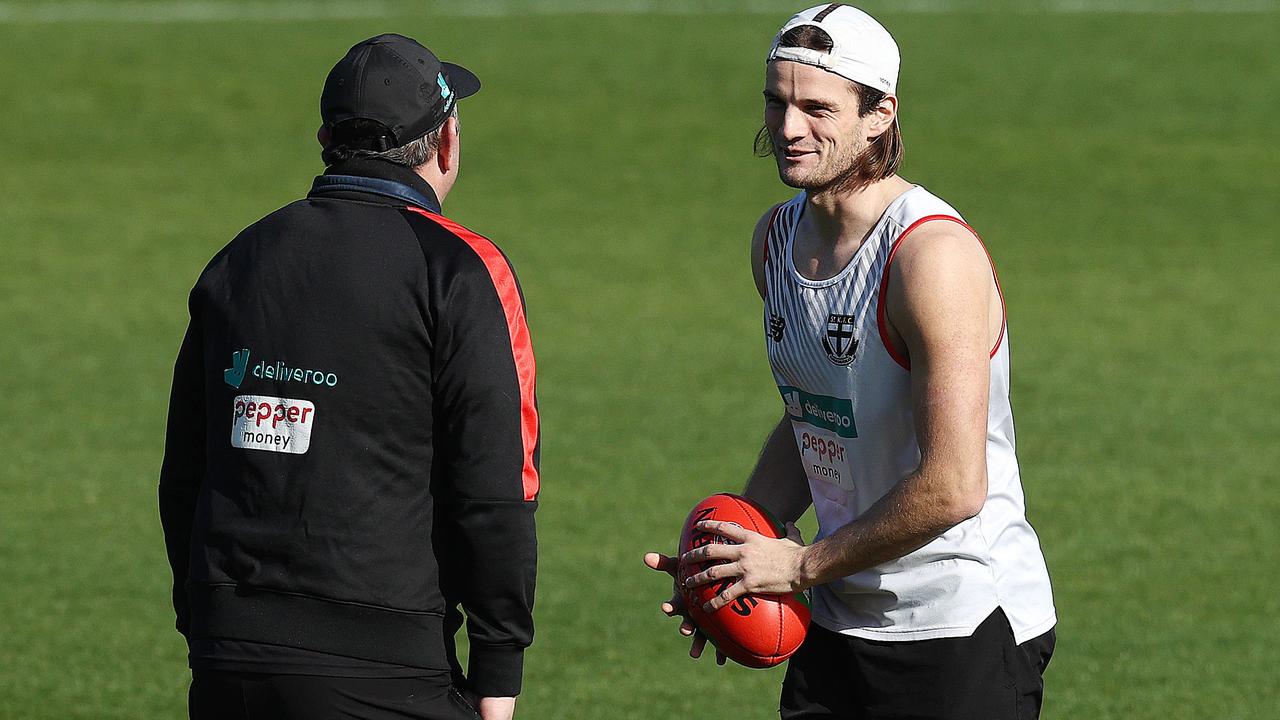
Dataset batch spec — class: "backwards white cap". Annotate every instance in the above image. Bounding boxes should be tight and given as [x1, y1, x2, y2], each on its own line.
[767, 4, 900, 95]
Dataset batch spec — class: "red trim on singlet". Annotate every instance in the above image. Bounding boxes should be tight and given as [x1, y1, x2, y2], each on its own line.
[405, 206, 540, 501]
[875, 215, 1008, 372]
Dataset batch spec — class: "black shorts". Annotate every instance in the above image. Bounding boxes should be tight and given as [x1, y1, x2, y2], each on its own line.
[780, 608, 1055, 720]
[189, 670, 481, 720]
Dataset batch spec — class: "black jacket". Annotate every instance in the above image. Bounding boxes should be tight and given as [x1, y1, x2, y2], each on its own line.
[158, 158, 539, 696]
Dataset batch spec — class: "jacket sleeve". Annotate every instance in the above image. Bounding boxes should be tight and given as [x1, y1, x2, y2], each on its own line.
[157, 307, 206, 637]
[432, 249, 539, 698]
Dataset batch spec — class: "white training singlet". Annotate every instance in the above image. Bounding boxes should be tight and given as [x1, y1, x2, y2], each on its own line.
[762, 186, 1056, 643]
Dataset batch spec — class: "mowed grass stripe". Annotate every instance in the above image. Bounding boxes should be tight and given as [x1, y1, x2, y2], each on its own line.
[1, 0, 1277, 23]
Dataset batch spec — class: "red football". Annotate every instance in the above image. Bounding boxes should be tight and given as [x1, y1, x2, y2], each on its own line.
[677, 493, 810, 668]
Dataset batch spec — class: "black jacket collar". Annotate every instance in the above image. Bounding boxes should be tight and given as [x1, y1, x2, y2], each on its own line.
[310, 158, 442, 214]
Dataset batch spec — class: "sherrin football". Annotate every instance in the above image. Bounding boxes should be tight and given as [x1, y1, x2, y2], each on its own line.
[677, 493, 810, 668]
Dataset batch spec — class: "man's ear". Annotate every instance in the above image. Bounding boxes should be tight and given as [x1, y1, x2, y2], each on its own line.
[317, 125, 331, 147]
[868, 95, 897, 140]
[436, 116, 459, 174]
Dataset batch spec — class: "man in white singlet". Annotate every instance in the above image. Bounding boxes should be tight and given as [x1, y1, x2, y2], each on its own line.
[646, 5, 1056, 718]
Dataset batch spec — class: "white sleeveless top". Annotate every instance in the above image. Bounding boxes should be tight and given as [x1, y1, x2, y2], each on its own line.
[763, 186, 1056, 643]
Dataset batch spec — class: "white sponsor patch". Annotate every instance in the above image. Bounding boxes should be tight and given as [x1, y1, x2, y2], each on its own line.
[231, 394, 314, 455]
[793, 425, 855, 508]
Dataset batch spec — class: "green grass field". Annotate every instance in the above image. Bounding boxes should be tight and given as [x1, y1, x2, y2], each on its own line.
[2, 1, 1278, 718]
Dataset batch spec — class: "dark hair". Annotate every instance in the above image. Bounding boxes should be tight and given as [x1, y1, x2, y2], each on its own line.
[756, 24, 903, 184]
[321, 109, 455, 168]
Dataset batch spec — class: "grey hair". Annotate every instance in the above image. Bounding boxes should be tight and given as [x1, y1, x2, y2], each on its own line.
[324, 106, 458, 169]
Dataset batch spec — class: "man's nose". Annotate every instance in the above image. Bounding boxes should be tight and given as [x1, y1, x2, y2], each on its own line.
[779, 106, 807, 142]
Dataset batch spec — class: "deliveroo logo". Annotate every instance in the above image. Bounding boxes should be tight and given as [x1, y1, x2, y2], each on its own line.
[436, 72, 452, 100]
[779, 385, 857, 439]
[224, 348, 250, 389]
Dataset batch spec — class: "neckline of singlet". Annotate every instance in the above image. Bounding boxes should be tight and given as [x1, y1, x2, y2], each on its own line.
[784, 185, 922, 289]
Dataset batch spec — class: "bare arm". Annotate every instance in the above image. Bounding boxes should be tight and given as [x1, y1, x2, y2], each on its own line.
[462, 695, 515, 720]
[685, 222, 999, 603]
[643, 203, 802, 663]
[796, 222, 994, 585]
[743, 204, 811, 523]
[742, 414, 811, 524]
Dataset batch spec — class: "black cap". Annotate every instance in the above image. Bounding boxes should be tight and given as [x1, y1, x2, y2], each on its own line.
[320, 33, 480, 152]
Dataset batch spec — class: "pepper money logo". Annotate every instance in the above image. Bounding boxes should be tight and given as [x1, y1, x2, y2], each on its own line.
[231, 395, 315, 455]
[224, 348, 250, 388]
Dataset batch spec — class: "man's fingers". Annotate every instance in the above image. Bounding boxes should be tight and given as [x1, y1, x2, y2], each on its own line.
[663, 592, 691, 619]
[784, 521, 805, 545]
[694, 519, 754, 543]
[679, 542, 739, 566]
[703, 579, 747, 612]
[644, 552, 678, 575]
[683, 562, 742, 590]
[660, 599, 697, 635]
[689, 632, 707, 659]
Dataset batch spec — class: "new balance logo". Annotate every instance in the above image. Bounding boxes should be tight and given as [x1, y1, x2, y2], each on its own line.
[769, 313, 786, 342]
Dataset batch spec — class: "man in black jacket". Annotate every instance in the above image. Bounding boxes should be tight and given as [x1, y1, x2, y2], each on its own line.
[159, 34, 538, 720]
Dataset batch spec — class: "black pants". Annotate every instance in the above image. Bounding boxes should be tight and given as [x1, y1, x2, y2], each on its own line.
[780, 608, 1055, 720]
[189, 671, 481, 720]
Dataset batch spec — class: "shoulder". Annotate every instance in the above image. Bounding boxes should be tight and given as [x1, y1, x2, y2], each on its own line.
[884, 218, 993, 344]
[400, 208, 527, 310]
[219, 199, 311, 250]
[194, 200, 309, 285]
[752, 203, 783, 243]
[751, 203, 786, 299]
[890, 217, 988, 282]
[402, 208, 515, 272]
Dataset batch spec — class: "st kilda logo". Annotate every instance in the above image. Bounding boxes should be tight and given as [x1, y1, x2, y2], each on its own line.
[821, 313, 858, 366]
[688, 508, 761, 618]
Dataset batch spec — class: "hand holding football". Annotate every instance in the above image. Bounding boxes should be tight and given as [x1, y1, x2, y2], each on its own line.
[675, 494, 810, 668]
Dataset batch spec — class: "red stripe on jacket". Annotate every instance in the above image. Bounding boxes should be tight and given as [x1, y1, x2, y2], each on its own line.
[406, 207, 540, 501]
